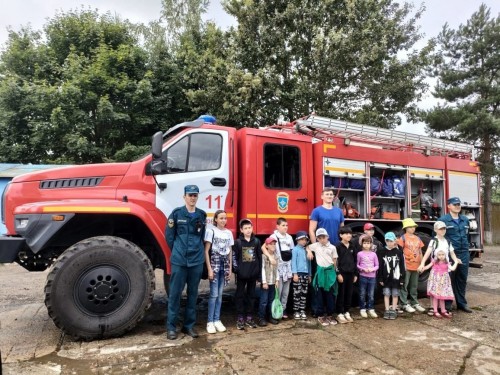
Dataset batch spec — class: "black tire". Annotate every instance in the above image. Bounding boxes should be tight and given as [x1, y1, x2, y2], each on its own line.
[44, 236, 155, 340]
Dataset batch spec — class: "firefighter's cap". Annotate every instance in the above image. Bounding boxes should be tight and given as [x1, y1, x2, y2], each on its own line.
[184, 185, 199, 194]
[402, 218, 418, 229]
[447, 197, 461, 205]
[315, 228, 329, 238]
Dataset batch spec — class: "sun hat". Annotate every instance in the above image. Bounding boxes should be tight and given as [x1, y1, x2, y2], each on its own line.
[402, 218, 418, 229]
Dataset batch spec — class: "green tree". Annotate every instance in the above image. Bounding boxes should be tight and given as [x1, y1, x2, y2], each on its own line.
[139, 20, 193, 127]
[221, 0, 432, 127]
[161, 0, 209, 39]
[422, 5, 500, 243]
[0, 27, 57, 163]
[0, 9, 158, 163]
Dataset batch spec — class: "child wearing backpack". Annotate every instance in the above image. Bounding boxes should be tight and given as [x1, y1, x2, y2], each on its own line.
[397, 218, 425, 314]
[262, 217, 294, 319]
[258, 236, 280, 326]
[359, 222, 384, 253]
[418, 221, 462, 315]
[232, 219, 262, 330]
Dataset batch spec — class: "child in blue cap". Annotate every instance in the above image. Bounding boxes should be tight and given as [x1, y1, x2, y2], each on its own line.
[291, 231, 311, 320]
[377, 232, 405, 320]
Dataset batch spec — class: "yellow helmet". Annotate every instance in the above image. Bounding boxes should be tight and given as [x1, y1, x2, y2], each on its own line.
[402, 218, 418, 229]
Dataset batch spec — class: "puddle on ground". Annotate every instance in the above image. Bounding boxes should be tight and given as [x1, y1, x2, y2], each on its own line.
[30, 335, 221, 374]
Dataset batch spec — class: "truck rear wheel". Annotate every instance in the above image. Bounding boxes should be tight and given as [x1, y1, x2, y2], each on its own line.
[44, 236, 155, 340]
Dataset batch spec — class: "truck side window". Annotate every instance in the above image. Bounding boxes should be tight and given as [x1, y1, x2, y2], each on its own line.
[163, 133, 222, 173]
[264, 144, 301, 189]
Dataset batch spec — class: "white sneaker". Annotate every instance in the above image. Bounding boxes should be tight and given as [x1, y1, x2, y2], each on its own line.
[403, 304, 416, 313]
[213, 320, 226, 332]
[413, 304, 426, 313]
[344, 312, 354, 322]
[207, 322, 216, 334]
[336, 314, 348, 324]
[360, 309, 368, 318]
[368, 309, 378, 318]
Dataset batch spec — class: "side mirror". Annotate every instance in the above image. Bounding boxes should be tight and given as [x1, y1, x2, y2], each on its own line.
[151, 131, 163, 160]
[151, 160, 165, 175]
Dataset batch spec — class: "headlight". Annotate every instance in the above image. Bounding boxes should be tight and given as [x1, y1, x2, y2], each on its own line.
[16, 218, 30, 230]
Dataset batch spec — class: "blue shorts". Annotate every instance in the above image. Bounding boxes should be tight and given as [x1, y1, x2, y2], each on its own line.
[382, 287, 400, 297]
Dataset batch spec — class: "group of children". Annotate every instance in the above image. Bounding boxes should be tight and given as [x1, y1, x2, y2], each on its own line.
[203, 212, 458, 334]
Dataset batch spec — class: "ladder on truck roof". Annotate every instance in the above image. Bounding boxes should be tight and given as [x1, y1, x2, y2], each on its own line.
[291, 115, 474, 159]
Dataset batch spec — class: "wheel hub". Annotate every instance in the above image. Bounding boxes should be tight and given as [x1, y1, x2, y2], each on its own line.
[75, 265, 130, 315]
[94, 282, 113, 300]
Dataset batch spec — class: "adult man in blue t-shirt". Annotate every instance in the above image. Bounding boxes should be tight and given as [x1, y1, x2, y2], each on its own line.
[309, 188, 345, 243]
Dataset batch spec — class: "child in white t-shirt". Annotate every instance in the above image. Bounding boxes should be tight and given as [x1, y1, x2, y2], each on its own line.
[204, 210, 233, 334]
[418, 220, 461, 315]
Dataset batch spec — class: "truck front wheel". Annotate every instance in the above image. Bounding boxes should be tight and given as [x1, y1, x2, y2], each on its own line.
[44, 236, 155, 340]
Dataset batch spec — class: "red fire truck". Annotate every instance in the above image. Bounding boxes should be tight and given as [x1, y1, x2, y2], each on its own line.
[0, 114, 482, 340]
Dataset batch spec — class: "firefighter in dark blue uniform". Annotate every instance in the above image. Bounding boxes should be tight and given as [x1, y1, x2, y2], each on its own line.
[438, 197, 472, 313]
[166, 185, 207, 339]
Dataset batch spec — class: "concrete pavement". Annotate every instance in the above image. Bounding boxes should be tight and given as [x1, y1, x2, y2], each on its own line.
[1, 247, 499, 374]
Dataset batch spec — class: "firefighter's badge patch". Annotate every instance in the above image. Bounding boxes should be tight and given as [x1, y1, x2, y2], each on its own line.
[168, 219, 175, 228]
[277, 192, 289, 213]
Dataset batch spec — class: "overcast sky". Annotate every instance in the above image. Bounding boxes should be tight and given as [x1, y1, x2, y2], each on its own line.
[0, 1, 498, 133]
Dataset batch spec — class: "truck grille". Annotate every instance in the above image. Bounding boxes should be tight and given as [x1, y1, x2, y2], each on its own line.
[40, 177, 104, 189]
